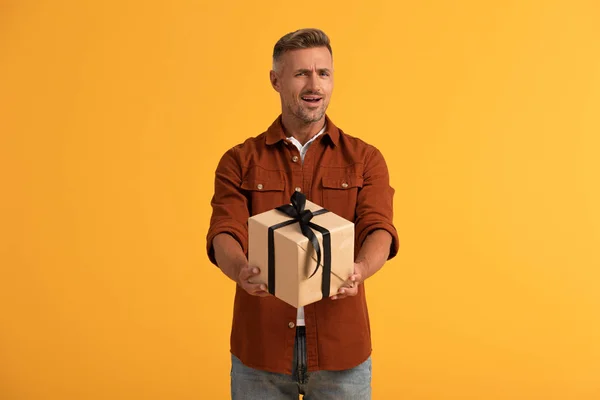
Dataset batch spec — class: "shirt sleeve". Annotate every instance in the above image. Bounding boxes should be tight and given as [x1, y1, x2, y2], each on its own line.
[354, 146, 400, 260]
[206, 146, 250, 266]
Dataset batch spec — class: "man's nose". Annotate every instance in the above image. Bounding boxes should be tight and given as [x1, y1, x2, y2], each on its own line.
[306, 72, 320, 91]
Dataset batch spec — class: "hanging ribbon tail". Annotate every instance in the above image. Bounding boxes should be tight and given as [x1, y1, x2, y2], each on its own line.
[307, 222, 331, 299]
[301, 223, 322, 279]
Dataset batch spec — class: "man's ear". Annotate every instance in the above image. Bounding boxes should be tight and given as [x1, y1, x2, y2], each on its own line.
[270, 70, 280, 92]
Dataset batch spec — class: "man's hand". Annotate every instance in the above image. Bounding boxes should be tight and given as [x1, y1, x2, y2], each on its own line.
[238, 265, 270, 297]
[213, 233, 270, 297]
[331, 230, 393, 300]
[331, 263, 364, 300]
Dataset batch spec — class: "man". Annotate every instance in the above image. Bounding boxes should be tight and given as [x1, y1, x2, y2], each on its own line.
[207, 28, 399, 399]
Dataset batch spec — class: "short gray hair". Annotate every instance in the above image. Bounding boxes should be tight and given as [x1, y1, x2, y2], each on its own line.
[272, 28, 332, 71]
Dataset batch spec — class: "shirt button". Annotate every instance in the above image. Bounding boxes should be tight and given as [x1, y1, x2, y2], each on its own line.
[257, 184, 263, 190]
[341, 182, 349, 188]
[288, 322, 295, 329]
[292, 156, 299, 163]
[295, 187, 302, 192]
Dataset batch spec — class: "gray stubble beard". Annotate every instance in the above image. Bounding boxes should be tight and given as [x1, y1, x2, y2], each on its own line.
[291, 102, 327, 124]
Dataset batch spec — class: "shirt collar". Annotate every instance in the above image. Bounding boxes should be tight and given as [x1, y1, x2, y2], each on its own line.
[265, 115, 340, 147]
[285, 124, 326, 150]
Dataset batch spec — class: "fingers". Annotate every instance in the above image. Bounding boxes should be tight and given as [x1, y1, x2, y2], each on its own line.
[331, 271, 363, 300]
[239, 267, 362, 299]
[331, 282, 359, 300]
[239, 266, 260, 282]
[238, 266, 270, 297]
[331, 288, 355, 300]
[246, 282, 269, 295]
[248, 285, 270, 296]
[344, 275, 358, 288]
[350, 272, 362, 285]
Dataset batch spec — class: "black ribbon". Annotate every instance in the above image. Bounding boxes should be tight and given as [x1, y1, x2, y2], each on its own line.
[267, 192, 331, 300]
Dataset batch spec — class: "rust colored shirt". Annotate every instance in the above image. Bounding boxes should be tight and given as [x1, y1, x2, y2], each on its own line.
[206, 115, 399, 374]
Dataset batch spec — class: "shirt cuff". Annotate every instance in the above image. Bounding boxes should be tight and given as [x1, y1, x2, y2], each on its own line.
[206, 220, 248, 266]
[356, 221, 399, 260]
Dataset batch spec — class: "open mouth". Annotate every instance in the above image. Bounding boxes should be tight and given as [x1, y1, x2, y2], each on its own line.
[301, 95, 323, 104]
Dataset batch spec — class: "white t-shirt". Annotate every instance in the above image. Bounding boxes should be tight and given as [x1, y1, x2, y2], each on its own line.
[285, 124, 326, 326]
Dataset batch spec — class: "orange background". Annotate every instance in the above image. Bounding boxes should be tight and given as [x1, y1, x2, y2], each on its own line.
[1, 1, 600, 399]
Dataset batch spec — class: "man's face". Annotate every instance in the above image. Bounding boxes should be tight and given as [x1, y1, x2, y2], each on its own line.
[271, 47, 334, 124]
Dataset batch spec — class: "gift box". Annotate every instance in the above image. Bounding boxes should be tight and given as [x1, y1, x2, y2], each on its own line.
[248, 192, 354, 308]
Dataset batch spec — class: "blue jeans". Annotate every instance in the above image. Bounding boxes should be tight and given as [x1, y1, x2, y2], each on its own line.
[231, 327, 372, 399]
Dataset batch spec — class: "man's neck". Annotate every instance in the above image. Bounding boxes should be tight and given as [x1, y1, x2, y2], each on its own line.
[281, 113, 326, 146]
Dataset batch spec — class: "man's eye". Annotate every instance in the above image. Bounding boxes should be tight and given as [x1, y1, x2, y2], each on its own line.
[320, 72, 330, 77]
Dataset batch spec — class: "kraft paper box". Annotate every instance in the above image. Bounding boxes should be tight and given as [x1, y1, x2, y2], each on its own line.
[248, 194, 354, 308]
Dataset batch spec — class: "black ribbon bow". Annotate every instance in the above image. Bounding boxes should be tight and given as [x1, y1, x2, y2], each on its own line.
[267, 192, 332, 300]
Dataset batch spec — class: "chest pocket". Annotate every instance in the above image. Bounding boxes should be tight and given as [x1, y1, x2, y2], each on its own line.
[321, 171, 363, 222]
[241, 166, 285, 215]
